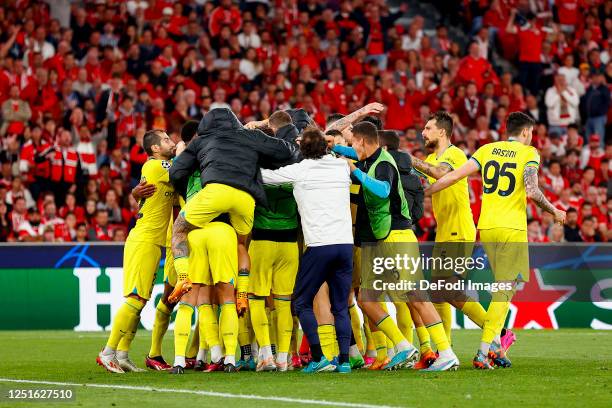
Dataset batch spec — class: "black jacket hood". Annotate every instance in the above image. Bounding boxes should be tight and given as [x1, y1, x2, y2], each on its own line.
[197, 108, 243, 135]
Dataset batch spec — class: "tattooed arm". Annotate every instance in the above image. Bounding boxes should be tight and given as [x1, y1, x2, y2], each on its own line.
[425, 159, 480, 196]
[171, 213, 197, 261]
[410, 154, 452, 180]
[325, 102, 385, 133]
[524, 166, 566, 224]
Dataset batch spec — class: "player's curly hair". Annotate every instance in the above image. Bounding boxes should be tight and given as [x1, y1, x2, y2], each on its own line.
[300, 127, 327, 159]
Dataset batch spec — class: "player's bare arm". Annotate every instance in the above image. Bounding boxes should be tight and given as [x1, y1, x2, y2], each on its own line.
[325, 102, 385, 133]
[425, 159, 479, 196]
[410, 155, 452, 180]
[171, 214, 196, 260]
[524, 166, 566, 224]
[131, 180, 156, 201]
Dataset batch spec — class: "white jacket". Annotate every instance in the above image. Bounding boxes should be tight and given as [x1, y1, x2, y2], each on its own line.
[545, 85, 580, 127]
[261, 155, 353, 247]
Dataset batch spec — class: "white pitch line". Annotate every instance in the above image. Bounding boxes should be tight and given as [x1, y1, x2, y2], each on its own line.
[0, 378, 402, 408]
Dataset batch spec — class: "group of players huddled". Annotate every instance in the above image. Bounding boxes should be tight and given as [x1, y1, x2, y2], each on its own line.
[96, 102, 566, 374]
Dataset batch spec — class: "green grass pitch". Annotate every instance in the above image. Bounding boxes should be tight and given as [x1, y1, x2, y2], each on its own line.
[0, 329, 610, 407]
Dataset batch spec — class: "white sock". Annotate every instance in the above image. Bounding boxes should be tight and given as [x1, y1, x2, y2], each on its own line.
[479, 341, 490, 355]
[174, 355, 186, 367]
[210, 345, 223, 364]
[260, 345, 273, 360]
[224, 355, 236, 365]
[277, 352, 288, 364]
[366, 349, 377, 358]
[395, 339, 411, 352]
[493, 335, 501, 345]
[439, 348, 455, 359]
[349, 345, 361, 358]
[116, 350, 128, 360]
[197, 348, 208, 362]
[102, 346, 116, 357]
[251, 342, 259, 360]
[387, 348, 396, 359]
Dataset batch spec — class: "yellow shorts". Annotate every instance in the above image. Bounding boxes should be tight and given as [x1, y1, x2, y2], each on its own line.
[248, 240, 299, 296]
[163, 248, 177, 287]
[361, 229, 423, 297]
[479, 228, 529, 282]
[431, 240, 475, 278]
[188, 222, 238, 286]
[123, 239, 162, 300]
[182, 183, 255, 236]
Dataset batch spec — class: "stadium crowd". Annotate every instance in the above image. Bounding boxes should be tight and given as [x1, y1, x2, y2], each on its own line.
[0, 0, 610, 243]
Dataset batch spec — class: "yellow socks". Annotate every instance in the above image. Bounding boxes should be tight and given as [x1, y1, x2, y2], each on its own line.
[149, 301, 172, 357]
[394, 302, 414, 344]
[363, 316, 376, 357]
[269, 307, 278, 352]
[274, 298, 293, 354]
[249, 298, 270, 347]
[106, 297, 143, 351]
[186, 322, 199, 359]
[349, 303, 364, 354]
[434, 302, 453, 344]
[482, 301, 511, 344]
[415, 325, 432, 354]
[318, 324, 336, 361]
[198, 304, 220, 349]
[461, 300, 487, 328]
[220, 303, 238, 361]
[376, 315, 406, 347]
[427, 321, 450, 352]
[372, 330, 388, 360]
[174, 303, 194, 358]
[174, 257, 189, 280]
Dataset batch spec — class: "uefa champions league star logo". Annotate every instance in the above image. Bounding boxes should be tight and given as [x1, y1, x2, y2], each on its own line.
[54, 245, 100, 268]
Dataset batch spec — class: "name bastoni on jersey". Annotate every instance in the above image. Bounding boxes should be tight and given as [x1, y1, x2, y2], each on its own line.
[491, 148, 517, 158]
[371, 279, 514, 293]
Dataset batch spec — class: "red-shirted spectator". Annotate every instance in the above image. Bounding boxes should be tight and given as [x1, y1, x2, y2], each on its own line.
[456, 42, 499, 92]
[208, 0, 242, 37]
[382, 83, 415, 131]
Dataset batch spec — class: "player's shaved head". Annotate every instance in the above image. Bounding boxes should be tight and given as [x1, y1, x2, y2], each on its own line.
[359, 115, 383, 130]
[180, 120, 199, 143]
[326, 113, 345, 126]
[143, 129, 164, 155]
[351, 121, 379, 144]
[269, 111, 292, 131]
[378, 130, 400, 151]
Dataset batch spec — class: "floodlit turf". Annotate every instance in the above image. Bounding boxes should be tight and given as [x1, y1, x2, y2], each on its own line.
[0, 329, 609, 407]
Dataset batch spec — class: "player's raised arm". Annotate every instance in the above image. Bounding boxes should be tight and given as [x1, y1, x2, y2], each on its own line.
[425, 159, 480, 196]
[324, 102, 385, 133]
[524, 166, 566, 224]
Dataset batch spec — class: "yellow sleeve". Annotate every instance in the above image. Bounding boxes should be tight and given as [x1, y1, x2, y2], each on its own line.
[439, 147, 464, 170]
[470, 145, 486, 170]
[524, 147, 540, 169]
[142, 160, 171, 184]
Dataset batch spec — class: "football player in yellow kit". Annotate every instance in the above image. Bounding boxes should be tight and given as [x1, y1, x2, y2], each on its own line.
[96, 130, 176, 373]
[409, 112, 489, 369]
[427, 112, 566, 369]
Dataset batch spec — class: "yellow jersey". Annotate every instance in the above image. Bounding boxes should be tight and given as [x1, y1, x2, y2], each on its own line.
[471, 140, 540, 231]
[128, 159, 175, 246]
[425, 145, 476, 242]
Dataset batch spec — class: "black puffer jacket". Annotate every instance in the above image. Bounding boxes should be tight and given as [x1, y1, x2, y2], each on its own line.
[169, 108, 299, 206]
[387, 149, 424, 222]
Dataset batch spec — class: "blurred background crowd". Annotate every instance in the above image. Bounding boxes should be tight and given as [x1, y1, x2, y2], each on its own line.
[0, 0, 610, 243]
